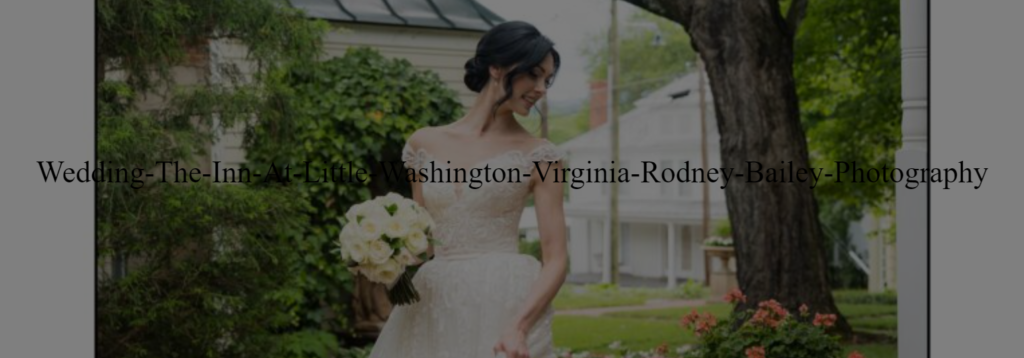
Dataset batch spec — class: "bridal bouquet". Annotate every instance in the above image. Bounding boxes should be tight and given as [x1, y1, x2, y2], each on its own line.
[339, 192, 434, 306]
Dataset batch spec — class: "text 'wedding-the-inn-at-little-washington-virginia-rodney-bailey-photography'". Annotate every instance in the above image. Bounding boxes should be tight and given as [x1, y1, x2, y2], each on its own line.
[37, 159, 988, 191]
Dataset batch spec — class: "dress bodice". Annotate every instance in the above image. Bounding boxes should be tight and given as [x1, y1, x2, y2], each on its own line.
[401, 140, 564, 258]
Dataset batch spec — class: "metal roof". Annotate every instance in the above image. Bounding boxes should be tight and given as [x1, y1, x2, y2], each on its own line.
[289, 0, 505, 32]
[561, 71, 720, 152]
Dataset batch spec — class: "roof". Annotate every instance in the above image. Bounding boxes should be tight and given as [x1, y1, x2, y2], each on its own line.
[560, 71, 719, 153]
[289, 0, 505, 32]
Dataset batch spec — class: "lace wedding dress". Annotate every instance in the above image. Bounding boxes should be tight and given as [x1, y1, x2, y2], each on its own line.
[366, 139, 564, 358]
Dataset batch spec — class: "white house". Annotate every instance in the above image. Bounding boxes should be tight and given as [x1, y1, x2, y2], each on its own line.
[518, 71, 890, 290]
[529, 71, 730, 288]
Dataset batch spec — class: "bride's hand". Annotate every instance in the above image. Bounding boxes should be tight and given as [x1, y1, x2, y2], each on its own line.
[492, 326, 529, 358]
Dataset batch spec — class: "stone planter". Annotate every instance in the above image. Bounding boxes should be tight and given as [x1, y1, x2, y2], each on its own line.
[702, 246, 738, 301]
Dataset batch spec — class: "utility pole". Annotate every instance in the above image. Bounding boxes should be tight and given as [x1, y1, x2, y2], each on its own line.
[698, 57, 711, 286]
[608, 0, 620, 286]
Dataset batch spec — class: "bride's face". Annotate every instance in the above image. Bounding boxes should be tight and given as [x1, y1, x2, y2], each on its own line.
[497, 53, 555, 117]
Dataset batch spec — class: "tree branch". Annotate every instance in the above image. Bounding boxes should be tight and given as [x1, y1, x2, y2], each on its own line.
[621, 0, 699, 53]
[621, 0, 696, 29]
[786, 0, 809, 36]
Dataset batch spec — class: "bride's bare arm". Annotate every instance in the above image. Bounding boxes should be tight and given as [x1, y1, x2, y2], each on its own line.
[511, 160, 568, 334]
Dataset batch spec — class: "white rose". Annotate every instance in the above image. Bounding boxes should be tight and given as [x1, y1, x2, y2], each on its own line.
[367, 239, 394, 265]
[371, 259, 403, 286]
[380, 193, 400, 206]
[405, 229, 429, 255]
[416, 208, 434, 230]
[348, 240, 370, 264]
[395, 247, 421, 266]
[376, 194, 403, 215]
[392, 201, 413, 219]
[358, 217, 383, 241]
[339, 222, 359, 244]
[382, 215, 409, 239]
[393, 205, 418, 228]
[369, 203, 393, 222]
[344, 202, 367, 223]
[339, 240, 351, 261]
[353, 200, 387, 222]
[356, 264, 379, 282]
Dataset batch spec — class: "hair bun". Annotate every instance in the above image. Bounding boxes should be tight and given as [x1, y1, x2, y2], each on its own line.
[463, 56, 488, 93]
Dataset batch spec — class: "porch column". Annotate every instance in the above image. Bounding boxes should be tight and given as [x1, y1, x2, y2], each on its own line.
[666, 222, 677, 288]
[601, 218, 611, 283]
[897, 0, 927, 357]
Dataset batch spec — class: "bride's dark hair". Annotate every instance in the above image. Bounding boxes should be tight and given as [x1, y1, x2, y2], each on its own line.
[464, 20, 561, 119]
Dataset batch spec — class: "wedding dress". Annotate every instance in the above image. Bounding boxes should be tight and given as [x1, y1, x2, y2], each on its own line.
[366, 139, 565, 358]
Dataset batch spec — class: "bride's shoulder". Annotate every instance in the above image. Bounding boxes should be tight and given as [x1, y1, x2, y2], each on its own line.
[403, 127, 445, 168]
[521, 136, 564, 162]
[405, 126, 445, 150]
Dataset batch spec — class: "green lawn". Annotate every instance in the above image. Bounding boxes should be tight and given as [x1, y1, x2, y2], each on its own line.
[552, 286, 897, 357]
[603, 303, 895, 322]
[552, 283, 708, 310]
[553, 314, 897, 358]
[553, 315, 688, 353]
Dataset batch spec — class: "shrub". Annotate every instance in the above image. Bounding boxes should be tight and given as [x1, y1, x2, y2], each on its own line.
[832, 290, 897, 305]
[679, 289, 865, 358]
[243, 46, 462, 345]
[95, 1, 338, 357]
[713, 218, 732, 238]
[673, 279, 706, 300]
[96, 80, 325, 358]
[520, 238, 543, 261]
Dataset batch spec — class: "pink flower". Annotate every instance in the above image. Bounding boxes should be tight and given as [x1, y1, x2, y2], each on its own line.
[655, 342, 668, 354]
[848, 351, 864, 358]
[724, 288, 747, 303]
[759, 299, 789, 318]
[680, 309, 701, 327]
[748, 299, 789, 328]
[745, 346, 766, 358]
[813, 313, 837, 327]
[693, 313, 718, 337]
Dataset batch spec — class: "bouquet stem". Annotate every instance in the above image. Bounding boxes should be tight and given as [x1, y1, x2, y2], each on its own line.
[387, 270, 420, 306]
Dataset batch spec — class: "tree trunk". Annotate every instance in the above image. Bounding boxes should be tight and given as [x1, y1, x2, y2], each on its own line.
[623, 0, 852, 336]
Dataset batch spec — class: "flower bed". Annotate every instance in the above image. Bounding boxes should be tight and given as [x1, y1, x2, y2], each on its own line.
[678, 289, 864, 358]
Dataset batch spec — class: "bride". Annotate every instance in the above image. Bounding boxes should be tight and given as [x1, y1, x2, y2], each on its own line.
[366, 21, 567, 358]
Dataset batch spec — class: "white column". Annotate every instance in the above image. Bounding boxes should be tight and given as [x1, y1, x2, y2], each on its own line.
[666, 222, 677, 288]
[601, 218, 611, 283]
[897, 0, 927, 357]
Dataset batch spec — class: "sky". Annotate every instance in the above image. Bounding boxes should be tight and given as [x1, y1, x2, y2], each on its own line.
[474, 0, 643, 107]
